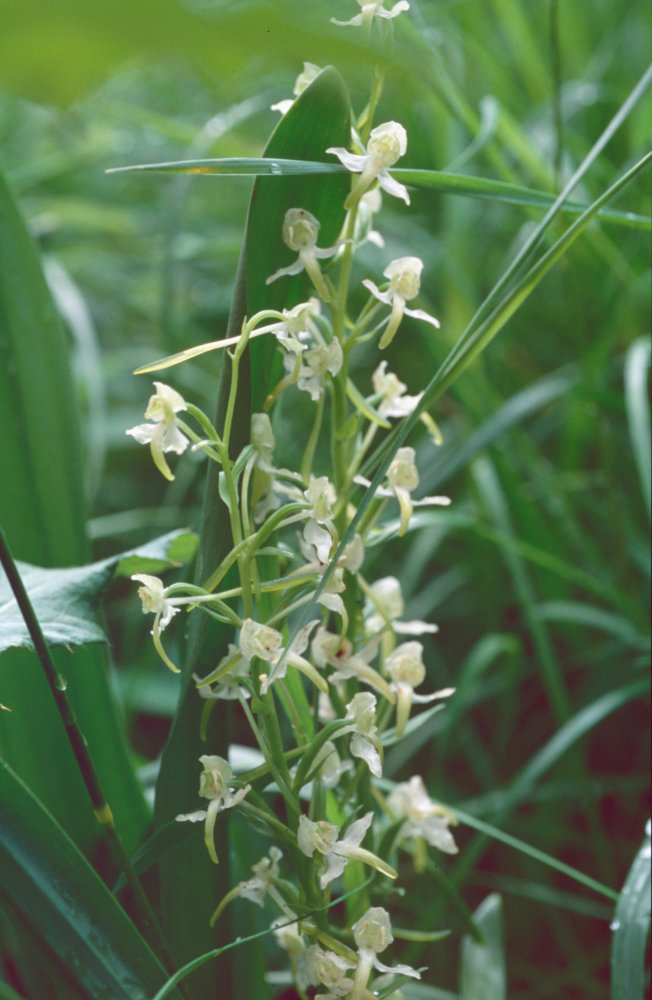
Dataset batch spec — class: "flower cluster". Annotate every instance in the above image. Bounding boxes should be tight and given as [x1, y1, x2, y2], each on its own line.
[126, 4, 459, 993]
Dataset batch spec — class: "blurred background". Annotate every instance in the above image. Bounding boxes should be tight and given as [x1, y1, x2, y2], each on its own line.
[0, 1, 649, 996]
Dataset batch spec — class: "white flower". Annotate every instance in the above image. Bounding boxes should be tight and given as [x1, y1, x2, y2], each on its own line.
[296, 339, 343, 401]
[365, 575, 438, 637]
[267, 208, 340, 301]
[344, 692, 384, 777]
[299, 944, 356, 999]
[251, 412, 275, 468]
[302, 476, 337, 562]
[131, 573, 185, 673]
[312, 628, 394, 703]
[175, 755, 250, 864]
[193, 648, 250, 701]
[350, 907, 420, 1000]
[387, 446, 420, 536]
[356, 188, 385, 247]
[126, 381, 189, 481]
[388, 776, 459, 857]
[385, 640, 455, 738]
[355, 450, 450, 536]
[271, 61, 323, 115]
[250, 412, 283, 523]
[239, 618, 325, 695]
[363, 256, 440, 349]
[238, 845, 283, 906]
[331, 1, 411, 32]
[297, 812, 396, 888]
[273, 918, 306, 963]
[239, 618, 283, 663]
[372, 361, 422, 418]
[327, 121, 409, 210]
[306, 740, 353, 788]
[269, 297, 320, 355]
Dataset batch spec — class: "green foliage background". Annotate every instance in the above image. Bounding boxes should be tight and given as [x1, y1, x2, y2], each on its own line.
[0, 1, 649, 998]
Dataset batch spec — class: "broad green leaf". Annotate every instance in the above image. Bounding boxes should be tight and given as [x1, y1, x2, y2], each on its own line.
[107, 157, 651, 229]
[459, 894, 506, 1000]
[611, 822, 651, 1000]
[0, 529, 196, 654]
[0, 168, 86, 568]
[0, 761, 183, 1000]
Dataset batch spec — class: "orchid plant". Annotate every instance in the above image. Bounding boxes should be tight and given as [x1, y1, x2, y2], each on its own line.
[126, 4, 460, 995]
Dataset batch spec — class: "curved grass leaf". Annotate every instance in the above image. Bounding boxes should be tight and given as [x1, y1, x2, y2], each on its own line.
[0, 761, 183, 1000]
[611, 823, 651, 1000]
[106, 157, 651, 229]
[450, 678, 649, 892]
[459, 894, 506, 1000]
[624, 335, 651, 520]
[452, 806, 619, 903]
[534, 601, 647, 649]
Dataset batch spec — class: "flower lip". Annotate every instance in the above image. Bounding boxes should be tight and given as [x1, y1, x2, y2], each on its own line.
[282, 208, 321, 251]
[385, 255, 423, 299]
[368, 121, 408, 168]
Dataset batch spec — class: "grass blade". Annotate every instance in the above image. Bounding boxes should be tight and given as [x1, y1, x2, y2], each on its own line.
[611, 822, 652, 1000]
[106, 157, 651, 229]
[459, 894, 506, 1000]
[624, 336, 652, 520]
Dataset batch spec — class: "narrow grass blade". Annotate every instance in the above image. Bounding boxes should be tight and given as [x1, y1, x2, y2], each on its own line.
[452, 806, 619, 903]
[459, 894, 506, 1000]
[106, 157, 651, 228]
[611, 822, 652, 1000]
[624, 336, 651, 520]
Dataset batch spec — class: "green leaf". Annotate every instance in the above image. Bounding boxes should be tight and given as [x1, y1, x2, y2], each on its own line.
[0, 761, 183, 1000]
[459, 894, 506, 1000]
[611, 823, 651, 1000]
[0, 530, 196, 654]
[106, 157, 651, 229]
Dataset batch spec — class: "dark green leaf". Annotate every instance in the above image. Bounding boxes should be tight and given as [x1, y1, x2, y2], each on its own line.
[0, 761, 183, 1000]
